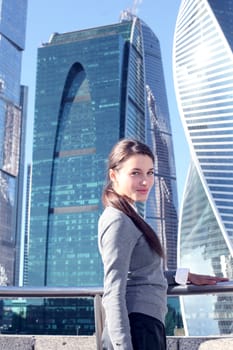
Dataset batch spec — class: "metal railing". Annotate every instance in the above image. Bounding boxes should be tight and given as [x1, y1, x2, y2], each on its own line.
[0, 281, 232, 350]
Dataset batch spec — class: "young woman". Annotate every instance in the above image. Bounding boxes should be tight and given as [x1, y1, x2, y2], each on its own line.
[98, 139, 228, 350]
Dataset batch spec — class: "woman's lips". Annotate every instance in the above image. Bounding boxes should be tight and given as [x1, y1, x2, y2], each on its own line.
[137, 189, 149, 194]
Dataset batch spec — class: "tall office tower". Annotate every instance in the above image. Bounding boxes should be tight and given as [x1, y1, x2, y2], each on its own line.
[14, 85, 29, 286]
[174, 0, 233, 335]
[0, 1, 28, 285]
[22, 163, 32, 286]
[141, 19, 178, 270]
[27, 14, 178, 290]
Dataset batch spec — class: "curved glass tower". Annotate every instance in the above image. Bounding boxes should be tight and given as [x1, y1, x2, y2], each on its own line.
[174, 0, 233, 335]
[27, 15, 178, 288]
[142, 21, 178, 270]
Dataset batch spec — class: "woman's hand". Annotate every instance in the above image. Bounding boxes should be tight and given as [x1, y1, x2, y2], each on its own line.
[188, 272, 229, 285]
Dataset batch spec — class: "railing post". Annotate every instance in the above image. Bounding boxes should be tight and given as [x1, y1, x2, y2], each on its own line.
[94, 293, 105, 350]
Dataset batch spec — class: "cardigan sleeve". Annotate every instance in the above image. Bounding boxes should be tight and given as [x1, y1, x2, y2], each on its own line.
[164, 270, 177, 285]
[164, 268, 190, 285]
[98, 212, 139, 350]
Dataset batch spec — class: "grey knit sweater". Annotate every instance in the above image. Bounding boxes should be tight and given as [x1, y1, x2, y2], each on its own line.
[98, 206, 176, 350]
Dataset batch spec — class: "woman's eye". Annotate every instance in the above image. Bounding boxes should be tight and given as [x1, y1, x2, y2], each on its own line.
[148, 171, 154, 176]
[131, 171, 140, 176]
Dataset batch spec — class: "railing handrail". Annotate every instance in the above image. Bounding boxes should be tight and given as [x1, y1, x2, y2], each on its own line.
[0, 281, 233, 350]
[0, 281, 232, 297]
[168, 280, 233, 295]
[0, 286, 103, 297]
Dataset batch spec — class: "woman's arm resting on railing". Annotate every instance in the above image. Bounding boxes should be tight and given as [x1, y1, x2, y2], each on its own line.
[188, 272, 229, 285]
[164, 269, 229, 286]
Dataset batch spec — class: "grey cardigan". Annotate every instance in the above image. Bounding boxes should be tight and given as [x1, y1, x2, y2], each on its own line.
[98, 206, 176, 350]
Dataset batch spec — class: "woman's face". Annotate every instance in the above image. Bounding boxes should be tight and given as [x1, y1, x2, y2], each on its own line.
[109, 154, 154, 203]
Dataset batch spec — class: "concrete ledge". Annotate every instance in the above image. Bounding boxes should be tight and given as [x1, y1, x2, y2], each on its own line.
[34, 336, 96, 350]
[0, 335, 34, 350]
[0, 335, 96, 350]
[167, 336, 233, 350]
[198, 338, 233, 350]
[0, 335, 232, 349]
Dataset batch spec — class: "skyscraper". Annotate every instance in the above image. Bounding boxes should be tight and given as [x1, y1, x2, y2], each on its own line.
[27, 14, 178, 289]
[21, 163, 32, 286]
[0, 0, 28, 285]
[14, 85, 29, 286]
[141, 19, 178, 270]
[173, 0, 233, 335]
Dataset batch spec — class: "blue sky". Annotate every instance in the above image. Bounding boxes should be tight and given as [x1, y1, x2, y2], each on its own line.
[21, 0, 189, 205]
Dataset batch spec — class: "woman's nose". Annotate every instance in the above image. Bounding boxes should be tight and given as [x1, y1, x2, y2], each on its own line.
[141, 176, 147, 184]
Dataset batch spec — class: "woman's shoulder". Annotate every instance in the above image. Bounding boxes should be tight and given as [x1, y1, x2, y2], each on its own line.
[99, 206, 130, 223]
[98, 206, 139, 232]
[98, 206, 141, 244]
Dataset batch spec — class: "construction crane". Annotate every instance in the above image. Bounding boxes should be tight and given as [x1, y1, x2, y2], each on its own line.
[119, 0, 142, 22]
[131, 0, 142, 15]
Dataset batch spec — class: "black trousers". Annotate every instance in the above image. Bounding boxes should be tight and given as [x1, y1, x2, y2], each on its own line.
[102, 312, 167, 350]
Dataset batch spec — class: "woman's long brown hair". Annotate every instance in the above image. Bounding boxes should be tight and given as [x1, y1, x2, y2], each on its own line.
[102, 139, 164, 258]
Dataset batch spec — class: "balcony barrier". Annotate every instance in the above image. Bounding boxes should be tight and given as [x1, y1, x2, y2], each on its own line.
[0, 281, 232, 350]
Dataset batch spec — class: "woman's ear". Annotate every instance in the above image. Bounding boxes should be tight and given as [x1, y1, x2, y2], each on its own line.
[109, 169, 117, 183]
